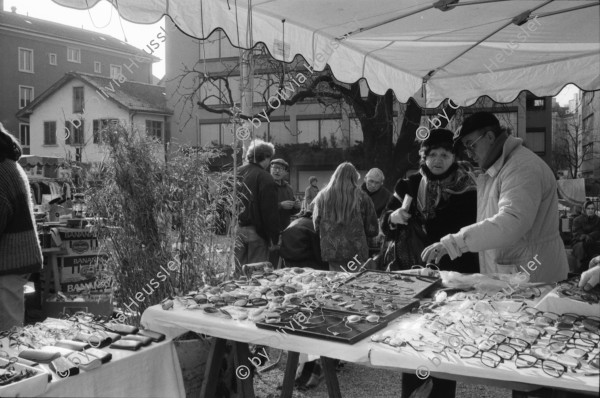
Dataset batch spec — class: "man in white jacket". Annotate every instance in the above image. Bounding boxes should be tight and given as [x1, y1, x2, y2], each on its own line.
[422, 112, 568, 283]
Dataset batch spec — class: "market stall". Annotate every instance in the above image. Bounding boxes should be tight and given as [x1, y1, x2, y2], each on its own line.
[0, 317, 185, 397]
[140, 266, 599, 397]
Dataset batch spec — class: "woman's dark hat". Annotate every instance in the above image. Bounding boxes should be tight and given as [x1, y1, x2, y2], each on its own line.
[421, 128, 454, 150]
[456, 112, 500, 140]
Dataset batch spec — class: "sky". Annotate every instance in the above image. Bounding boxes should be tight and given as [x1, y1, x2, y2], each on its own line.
[4, 0, 580, 105]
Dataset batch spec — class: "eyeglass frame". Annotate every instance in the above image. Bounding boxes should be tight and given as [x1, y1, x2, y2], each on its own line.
[463, 132, 487, 154]
[515, 354, 567, 378]
[458, 344, 504, 368]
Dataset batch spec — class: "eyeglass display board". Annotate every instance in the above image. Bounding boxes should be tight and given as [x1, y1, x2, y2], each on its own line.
[318, 271, 441, 322]
[256, 301, 419, 344]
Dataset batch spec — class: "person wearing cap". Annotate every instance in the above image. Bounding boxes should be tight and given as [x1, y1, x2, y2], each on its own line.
[422, 112, 568, 283]
[361, 168, 392, 218]
[302, 176, 319, 211]
[270, 158, 301, 232]
[382, 129, 479, 273]
[235, 139, 280, 269]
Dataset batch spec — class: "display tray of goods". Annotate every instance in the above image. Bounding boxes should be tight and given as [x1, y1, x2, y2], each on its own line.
[370, 293, 600, 380]
[0, 355, 50, 397]
[319, 270, 440, 321]
[168, 266, 438, 343]
[1, 315, 166, 385]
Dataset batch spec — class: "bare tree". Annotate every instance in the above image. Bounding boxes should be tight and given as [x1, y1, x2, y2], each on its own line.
[169, 44, 460, 185]
[553, 96, 599, 178]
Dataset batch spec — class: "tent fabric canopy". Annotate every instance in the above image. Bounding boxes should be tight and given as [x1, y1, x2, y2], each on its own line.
[52, 0, 599, 108]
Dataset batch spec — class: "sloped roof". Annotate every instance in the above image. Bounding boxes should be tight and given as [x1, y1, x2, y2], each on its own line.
[17, 72, 172, 117]
[0, 10, 158, 62]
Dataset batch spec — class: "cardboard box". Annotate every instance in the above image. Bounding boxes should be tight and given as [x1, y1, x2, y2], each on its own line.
[43, 294, 113, 318]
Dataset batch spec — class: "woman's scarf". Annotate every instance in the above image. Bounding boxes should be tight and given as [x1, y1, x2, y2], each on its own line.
[416, 161, 477, 220]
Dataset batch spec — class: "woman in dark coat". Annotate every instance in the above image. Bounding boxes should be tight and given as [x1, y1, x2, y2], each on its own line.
[381, 128, 479, 273]
[382, 128, 479, 398]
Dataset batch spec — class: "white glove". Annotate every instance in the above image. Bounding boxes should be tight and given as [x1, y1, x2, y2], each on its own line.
[579, 264, 600, 291]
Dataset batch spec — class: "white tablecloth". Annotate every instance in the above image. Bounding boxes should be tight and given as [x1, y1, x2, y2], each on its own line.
[40, 339, 185, 398]
[141, 302, 372, 364]
[142, 300, 600, 395]
[368, 319, 600, 394]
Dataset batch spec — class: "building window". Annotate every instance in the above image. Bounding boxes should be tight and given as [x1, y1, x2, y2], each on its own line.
[73, 87, 84, 113]
[44, 121, 57, 145]
[200, 124, 221, 146]
[94, 61, 101, 73]
[146, 120, 163, 139]
[526, 127, 546, 155]
[18, 48, 34, 72]
[93, 118, 118, 143]
[49, 53, 57, 65]
[66, 119, 84, 145]
[67, 47, 81, 63]
[527, 96, 546, 110]
[19, 86, 34, 109]
[110, 65, 122, 79]
[297, 120, 320, 144]
[19, 124, 30, 147]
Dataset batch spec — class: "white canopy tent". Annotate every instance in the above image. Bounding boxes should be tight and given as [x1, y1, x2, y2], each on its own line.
[52, 0, 599, 108]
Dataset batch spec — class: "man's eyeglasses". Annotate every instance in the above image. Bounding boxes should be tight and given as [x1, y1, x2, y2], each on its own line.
[463, 133, 486, 154]
[270, 166, 286, 172]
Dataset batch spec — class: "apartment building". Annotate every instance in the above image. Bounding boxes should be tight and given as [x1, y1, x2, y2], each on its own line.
[1, 3, 157, 153]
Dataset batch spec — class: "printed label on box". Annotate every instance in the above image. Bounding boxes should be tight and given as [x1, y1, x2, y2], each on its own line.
[71, 240, 90, 254]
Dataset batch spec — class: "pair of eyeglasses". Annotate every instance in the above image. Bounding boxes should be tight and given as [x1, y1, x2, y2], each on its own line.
[544, 342, 590, 359]
[459, 345, 504, 368]
[549, 334, 597, 352]
[488, 334, 530, 352]
[405, 340, 448, 354]
[515, 354, 567, 377]
[463, 133, 486, 154]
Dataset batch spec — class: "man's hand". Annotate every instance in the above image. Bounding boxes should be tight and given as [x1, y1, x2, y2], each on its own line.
[390, 208, 411, 225]
[280, 200, 295, 210]
[421, 243, 449, 264]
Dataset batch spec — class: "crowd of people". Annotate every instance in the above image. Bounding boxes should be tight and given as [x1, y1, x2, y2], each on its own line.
[232, 111, 599, 394]
[235, 111, 591, 286]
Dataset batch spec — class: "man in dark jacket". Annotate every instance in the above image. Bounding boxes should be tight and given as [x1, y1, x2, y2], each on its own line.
[361, 168, 392, 218]
[270, 158, 301, 232]
[235, 139, 280, 270]
[572, 201, 600, 272]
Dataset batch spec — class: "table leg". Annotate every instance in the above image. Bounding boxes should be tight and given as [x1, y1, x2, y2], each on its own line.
[233, 342, 255, 398]
[199, 337, 227, 398]
[280, 351, 299, 398]
[320, 356, 342, 398]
